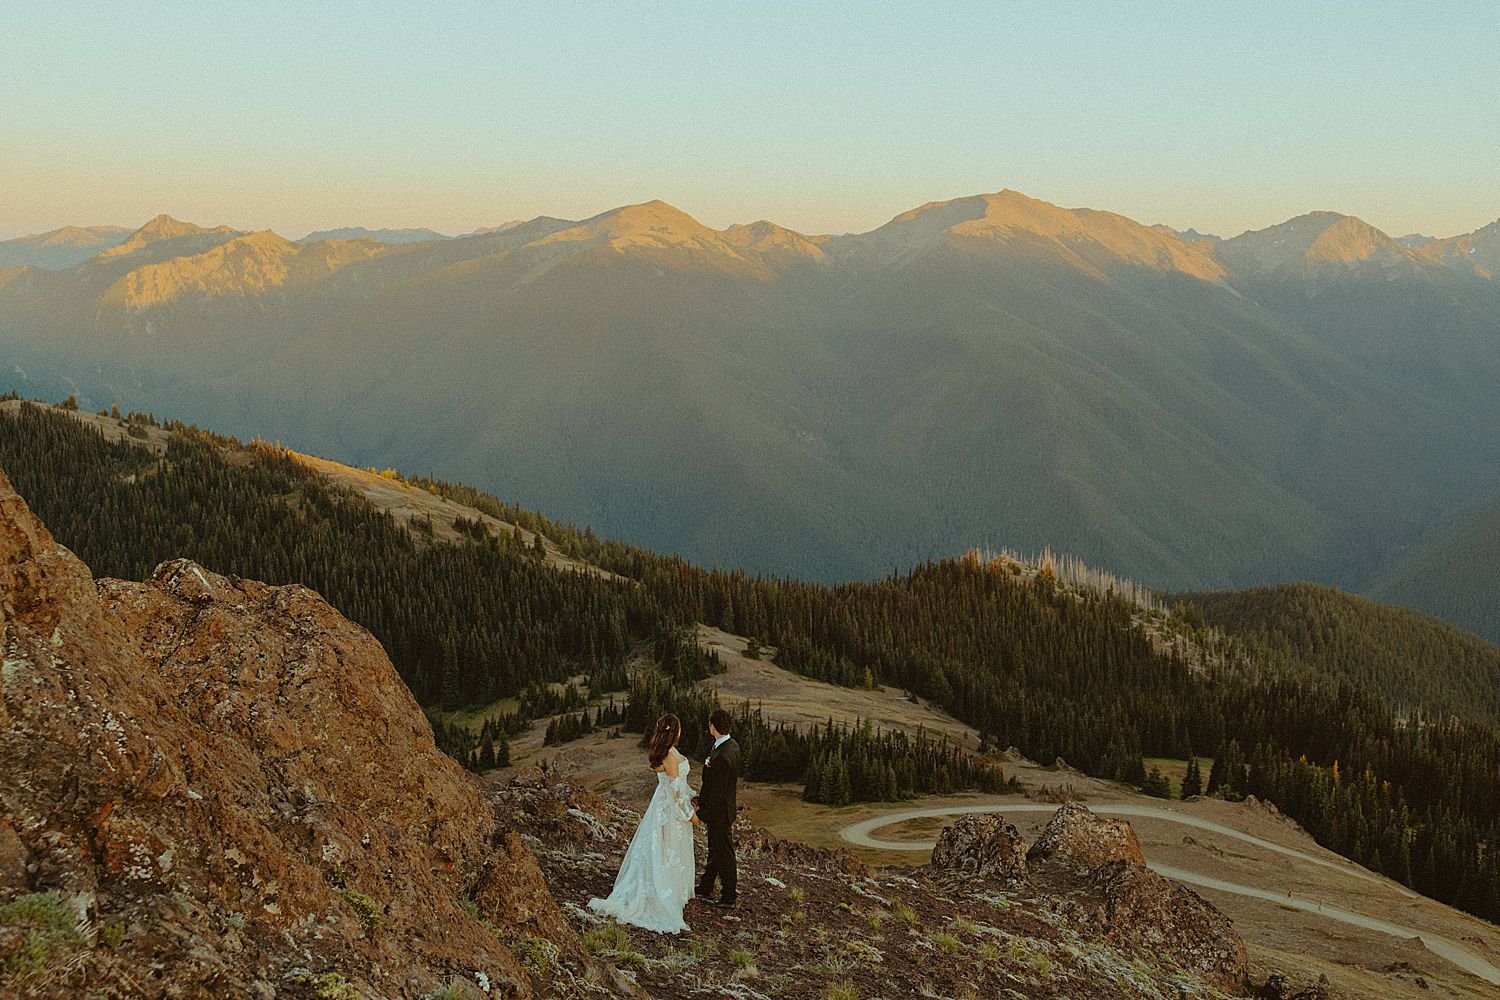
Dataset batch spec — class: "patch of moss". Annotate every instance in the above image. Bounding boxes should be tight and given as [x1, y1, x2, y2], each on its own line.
[337, 888, 382, 932]
[286, 970, 363, 999]
[98, 921, 126, 950]
[581, 923, 629, 954]
[0, 891, 84, 978]
[513, 936, 559, 976]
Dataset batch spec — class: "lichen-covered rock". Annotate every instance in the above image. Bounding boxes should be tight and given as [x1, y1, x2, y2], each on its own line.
[1079, 859, 1249, 994]
[928, 814, 1027, 880]
[1027, 802, 1146, 870]
[0, 468, 588, 997]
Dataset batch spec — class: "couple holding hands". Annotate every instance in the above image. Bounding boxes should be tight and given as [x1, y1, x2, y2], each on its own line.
[587, 709, 740, 934]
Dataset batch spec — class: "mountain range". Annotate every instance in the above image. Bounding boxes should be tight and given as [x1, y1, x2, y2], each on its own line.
[0, 224, 132, 269]
[1, 190, 1497, 640]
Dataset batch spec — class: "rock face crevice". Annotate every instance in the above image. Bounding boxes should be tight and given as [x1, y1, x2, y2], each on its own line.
[0, 468, 587, 997]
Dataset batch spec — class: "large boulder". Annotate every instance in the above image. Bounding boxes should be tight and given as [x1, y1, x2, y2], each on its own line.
[1077, 860, 1249, 994]
[1027, 802, 1146, 870]
[928, 814, 1027, 880]
[0, 468, 591, 997]
[1021, 802, 1249, 994]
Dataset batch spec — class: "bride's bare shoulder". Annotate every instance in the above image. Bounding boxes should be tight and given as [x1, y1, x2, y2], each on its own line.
[663, 747, 687, 777]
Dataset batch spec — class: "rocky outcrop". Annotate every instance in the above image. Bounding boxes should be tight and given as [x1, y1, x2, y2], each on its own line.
[928, 814, 1027, 880]
[1075, 860, 1249, 993]
[926, 803, 1249, 995]
[0, 469, 590, 997]
[497, 767, 625, 849]
[1027, 800, 1147, 869]
[1024, 805, 1247, 994]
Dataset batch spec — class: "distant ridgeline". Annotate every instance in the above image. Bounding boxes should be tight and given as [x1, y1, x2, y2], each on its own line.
[2, 398, 1498, 923]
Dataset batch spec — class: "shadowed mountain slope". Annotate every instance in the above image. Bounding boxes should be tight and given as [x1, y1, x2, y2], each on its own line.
[1363, 494, 1500, 644]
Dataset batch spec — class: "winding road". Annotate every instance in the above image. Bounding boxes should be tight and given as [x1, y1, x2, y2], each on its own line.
[839, 802, 1500, 987]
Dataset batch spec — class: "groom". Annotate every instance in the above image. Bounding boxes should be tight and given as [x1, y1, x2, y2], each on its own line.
[693, 708, 740, 908]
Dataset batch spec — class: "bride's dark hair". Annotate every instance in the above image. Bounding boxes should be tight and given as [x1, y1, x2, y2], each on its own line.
[648, 713, 681, 769]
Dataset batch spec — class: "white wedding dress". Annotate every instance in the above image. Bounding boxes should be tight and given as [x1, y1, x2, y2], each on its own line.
[588, 759, 696, 933]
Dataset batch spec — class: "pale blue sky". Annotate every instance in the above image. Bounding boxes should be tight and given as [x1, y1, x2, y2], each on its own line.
[2, 1, 1495, 240]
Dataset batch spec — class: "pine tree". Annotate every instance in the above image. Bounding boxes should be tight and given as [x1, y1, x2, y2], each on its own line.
[1206, 741, 1228, 796]
[1218, 739, 1247, 799]
[833, 754, 853, 806]
[494, 734, 511, 767]
[802, 754, 824, 803]
[1182, 756, 1203, 798]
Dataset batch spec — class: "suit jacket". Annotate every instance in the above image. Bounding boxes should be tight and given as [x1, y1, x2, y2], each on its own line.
[697, 737, 740, 827]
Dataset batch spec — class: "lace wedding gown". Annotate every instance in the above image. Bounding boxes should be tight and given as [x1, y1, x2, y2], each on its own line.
[588, 760, 696, 933]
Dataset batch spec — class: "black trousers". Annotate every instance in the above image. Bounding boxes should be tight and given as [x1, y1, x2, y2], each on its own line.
[698, 820, 737, 901]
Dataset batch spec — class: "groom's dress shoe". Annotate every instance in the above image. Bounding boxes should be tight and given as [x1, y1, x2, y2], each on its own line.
[709, 897, 737, 909]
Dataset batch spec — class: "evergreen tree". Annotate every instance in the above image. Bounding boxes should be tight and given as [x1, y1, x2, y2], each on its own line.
[1207, 742, 1228, 796]
[1181, 756, 1203, 798]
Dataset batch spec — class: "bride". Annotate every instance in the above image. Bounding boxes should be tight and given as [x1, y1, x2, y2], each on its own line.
[588, 713, 698, 933]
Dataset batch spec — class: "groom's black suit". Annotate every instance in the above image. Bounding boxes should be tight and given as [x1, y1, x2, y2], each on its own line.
[696, 735, 740, 903]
